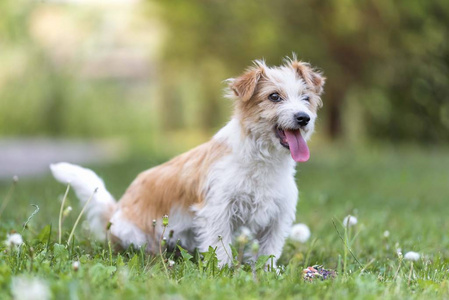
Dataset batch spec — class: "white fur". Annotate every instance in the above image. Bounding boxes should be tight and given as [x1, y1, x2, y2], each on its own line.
[109, 209, 147, 248]
[50, 163, 116, 240]
[167, 206, 196, 250]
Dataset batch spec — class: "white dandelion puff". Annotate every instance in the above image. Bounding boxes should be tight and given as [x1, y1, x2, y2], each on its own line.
[11, 276, 50, 300]
[383, 230, 390, 238]
[289, 223, 311, 243]
[168, 260, 175, 267]
[236, 226, 253, 244]
[72, 261, 80, 271]
[342, 215, 358, 227]
[4, 233, 23, 248]
[240, 226, 252, 237]
[63, 206, 72, 217]
[404, 251, 420, 261]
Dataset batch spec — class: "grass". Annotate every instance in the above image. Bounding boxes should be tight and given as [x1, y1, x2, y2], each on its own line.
[1, 144, 449, 299]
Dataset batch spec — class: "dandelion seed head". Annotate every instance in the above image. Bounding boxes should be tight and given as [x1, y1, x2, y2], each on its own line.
[236, 226, 253, 245]
[404, 251, 420, 261]
[11, 276, 50, 300]
[63, 206, 72, 217]
[237, 234, 248, 244]
[289, 223, 311, 243]
[72, 261, 80, 271]
[383, 230, 390, 238]
[343, 215, 358, 227]
[5, 233, 23, 248]
[240, 226, 251, 237]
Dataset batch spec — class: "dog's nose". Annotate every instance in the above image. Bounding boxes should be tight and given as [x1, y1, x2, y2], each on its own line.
[294, 112, 310, 127]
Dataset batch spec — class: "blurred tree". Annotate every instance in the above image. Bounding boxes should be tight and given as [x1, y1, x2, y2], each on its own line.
[156, 0, 449, 143]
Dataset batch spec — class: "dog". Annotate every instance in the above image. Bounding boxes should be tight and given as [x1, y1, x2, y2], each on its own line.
[51, 57, 325, 266]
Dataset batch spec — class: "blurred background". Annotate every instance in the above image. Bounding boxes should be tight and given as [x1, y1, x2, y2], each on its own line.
[0, 0, 448, 179]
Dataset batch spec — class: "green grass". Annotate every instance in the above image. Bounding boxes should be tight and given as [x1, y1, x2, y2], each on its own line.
[1, 145, 449, 299]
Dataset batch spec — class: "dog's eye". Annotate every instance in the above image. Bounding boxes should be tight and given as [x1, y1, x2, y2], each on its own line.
[268, 93, 282, 102]
[303, 96, 310, 102]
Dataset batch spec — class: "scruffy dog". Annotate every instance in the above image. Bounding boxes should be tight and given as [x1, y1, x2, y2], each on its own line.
[51, 57, 325, 266]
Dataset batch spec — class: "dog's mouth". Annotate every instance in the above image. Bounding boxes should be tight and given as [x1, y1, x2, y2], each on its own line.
[275, 126, 310, 162]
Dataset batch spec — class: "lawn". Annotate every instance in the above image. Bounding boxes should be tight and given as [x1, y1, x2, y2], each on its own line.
[1, 144, 448, 299]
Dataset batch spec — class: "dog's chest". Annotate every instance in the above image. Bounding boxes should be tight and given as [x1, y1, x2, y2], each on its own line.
[228, 190, 279, 230]
[207, 154, 296, 229]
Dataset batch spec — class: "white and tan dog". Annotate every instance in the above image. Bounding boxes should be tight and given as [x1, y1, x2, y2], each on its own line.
[51, 57, 325, 266]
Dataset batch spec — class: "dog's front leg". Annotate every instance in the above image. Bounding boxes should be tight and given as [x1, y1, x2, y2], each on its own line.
[257, 218, 291, 269]
[194, 212, 234, 267]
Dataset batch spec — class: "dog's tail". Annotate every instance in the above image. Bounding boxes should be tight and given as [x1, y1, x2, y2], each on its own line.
[50, 162, 117, 240]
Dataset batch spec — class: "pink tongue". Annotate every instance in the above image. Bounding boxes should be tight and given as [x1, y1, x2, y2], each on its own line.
[284, 129, 310, 162]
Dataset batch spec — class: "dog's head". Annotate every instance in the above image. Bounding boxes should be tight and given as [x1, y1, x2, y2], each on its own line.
[228, 57, 325, 162]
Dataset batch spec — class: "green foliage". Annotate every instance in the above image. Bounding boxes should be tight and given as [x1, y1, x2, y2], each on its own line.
[178, 245, 193, 262]
[157, 0, 449, 142]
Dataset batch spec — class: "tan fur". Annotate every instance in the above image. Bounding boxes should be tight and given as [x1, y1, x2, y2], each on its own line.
[231, 67, 266, 134]
[291, 61, 326, 96]
[230, 66, 264, 101]
[119, 140, 230, 237]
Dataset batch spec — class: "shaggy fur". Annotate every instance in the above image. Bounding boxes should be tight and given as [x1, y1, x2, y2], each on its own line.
[50, 57, 325, 266]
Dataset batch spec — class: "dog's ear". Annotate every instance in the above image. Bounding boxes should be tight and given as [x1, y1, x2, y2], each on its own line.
[229, 65, 264, 102]
[310, 71, 326, 95]
[291, 61, 326, 95]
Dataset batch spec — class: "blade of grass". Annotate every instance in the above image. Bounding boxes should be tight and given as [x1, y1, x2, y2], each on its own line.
[332, 219, 363, 270]
[22, 204, 40, 232]
[58, 183, 71, 244]
[67, 187, 97, 246]
[408, 262, 414, 286]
